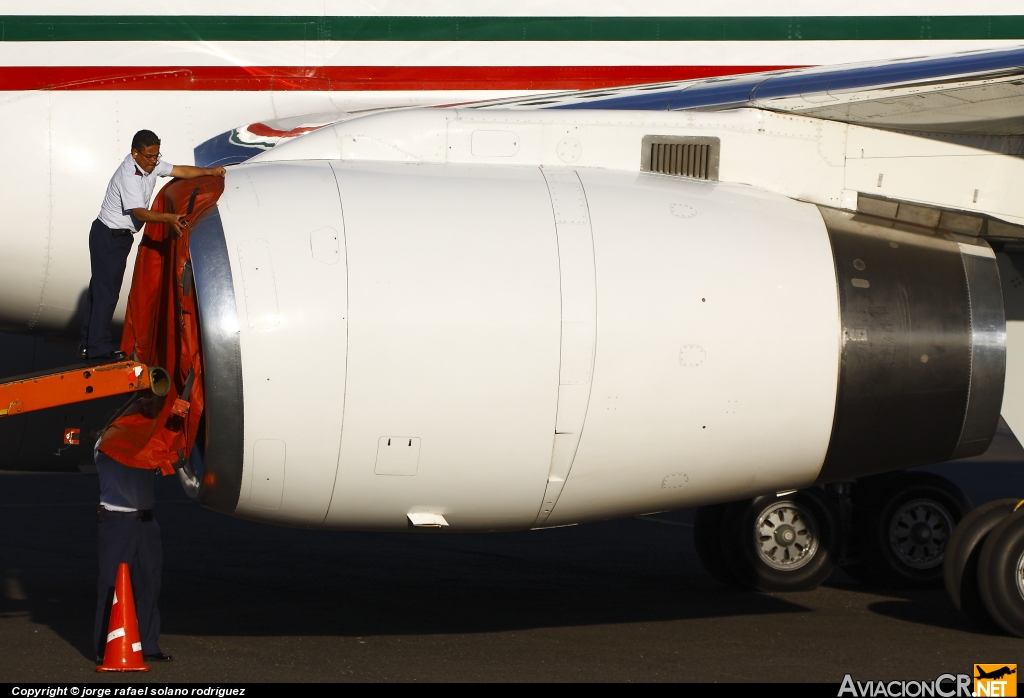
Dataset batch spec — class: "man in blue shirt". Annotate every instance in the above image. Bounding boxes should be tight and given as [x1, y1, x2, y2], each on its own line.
[93, 437, 171, 664]
[79, 130, 225, 362]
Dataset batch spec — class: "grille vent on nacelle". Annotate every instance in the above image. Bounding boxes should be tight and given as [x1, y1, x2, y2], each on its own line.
[641, 136, 720, 181]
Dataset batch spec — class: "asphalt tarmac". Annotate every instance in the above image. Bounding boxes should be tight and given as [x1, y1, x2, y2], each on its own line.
[2, 460, 1024, 684]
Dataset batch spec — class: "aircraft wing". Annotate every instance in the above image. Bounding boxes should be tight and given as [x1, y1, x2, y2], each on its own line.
[476, 45, 1024, 138]
[195, 45, 1024, 167]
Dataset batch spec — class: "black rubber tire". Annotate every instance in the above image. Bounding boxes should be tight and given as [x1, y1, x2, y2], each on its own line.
[721, 488, 842, 592]
[942, 498, 1018, 632]
[850, 472, 971, 589]
[693, 503, 741, 587]
[978, 505, 1024, 637]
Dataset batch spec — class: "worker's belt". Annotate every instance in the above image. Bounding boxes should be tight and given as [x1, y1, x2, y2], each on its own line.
[97, 506, 153, 522]
[110, 228, 134, 238]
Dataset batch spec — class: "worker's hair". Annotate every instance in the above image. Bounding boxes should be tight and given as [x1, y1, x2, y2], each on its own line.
[131, 129, 161, 153]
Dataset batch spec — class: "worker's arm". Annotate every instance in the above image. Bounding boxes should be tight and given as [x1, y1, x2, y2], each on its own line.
[131, 208, 188, 236]
[169, 165, 226, 179]
[129, 165, 224, 234]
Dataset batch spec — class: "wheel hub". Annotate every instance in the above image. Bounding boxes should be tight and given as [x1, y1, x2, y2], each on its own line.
[910, 522, 933, 544]
[755, 501, 819, 571]
[888, 499, 954, 570]
[774, 524, 798, 546]
[1016, 551, 1024, 601]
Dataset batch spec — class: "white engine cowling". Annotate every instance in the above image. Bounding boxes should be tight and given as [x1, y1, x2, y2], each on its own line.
[186, 161, 1003, 531]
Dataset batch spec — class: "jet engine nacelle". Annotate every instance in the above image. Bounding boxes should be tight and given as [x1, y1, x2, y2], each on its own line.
[186, 161, 1004, 531]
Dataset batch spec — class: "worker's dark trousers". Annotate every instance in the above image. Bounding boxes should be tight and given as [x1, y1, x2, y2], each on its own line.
[94, 512, 163, 660]
[79, 219, 134, 357]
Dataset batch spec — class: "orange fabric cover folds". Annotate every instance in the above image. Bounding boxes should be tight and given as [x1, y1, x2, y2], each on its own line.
[99, 176, 225, 474]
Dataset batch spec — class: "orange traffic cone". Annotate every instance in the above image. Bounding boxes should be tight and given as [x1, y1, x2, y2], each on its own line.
[96, 562, 150, 672]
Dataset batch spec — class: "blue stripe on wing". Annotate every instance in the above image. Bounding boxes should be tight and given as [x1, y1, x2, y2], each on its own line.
[548, 45, 1024, 111]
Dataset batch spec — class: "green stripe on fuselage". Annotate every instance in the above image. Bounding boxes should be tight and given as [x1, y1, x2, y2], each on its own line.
[2, 15, 1024, 42]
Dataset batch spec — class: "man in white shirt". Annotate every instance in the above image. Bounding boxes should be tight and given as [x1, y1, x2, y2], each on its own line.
[78, 129, 225, 362]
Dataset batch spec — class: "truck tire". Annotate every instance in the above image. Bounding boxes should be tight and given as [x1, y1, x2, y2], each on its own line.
[849, 472, 971, 589]
[978, 505, 1024, 637]
[943, 498, 1018, 632]
[721, 488, 842, 592]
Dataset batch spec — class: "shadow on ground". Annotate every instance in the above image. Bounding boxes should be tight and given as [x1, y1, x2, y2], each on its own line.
[0, 473, 814, 662]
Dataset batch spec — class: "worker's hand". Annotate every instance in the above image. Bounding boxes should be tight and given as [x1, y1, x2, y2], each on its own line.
[208, 166, 227, 177]
[164, 213, 187, 236]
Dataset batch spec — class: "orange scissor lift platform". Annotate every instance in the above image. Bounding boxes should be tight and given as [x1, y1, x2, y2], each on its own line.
[1, 174, 222, 471]
[0, 361, 170, 444]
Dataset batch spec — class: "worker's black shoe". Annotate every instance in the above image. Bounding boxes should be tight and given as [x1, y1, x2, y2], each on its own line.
[144, 653, 173, 662]
[77, 346, 88, 360]
[89, 350, 127, 364]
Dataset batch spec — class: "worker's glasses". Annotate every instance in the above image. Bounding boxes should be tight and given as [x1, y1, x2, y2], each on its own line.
[135, 151, 161, 161]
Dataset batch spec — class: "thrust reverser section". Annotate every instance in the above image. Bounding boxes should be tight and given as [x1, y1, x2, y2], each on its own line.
[183, 161, 1005, 530]
[816, 208, 1005, 483]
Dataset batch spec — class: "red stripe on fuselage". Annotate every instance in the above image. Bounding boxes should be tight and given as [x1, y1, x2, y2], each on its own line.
[0, 65, 798, 91]
[244, 123, 322, 137]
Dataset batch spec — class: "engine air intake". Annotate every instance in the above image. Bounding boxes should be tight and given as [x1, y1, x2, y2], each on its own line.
[641, 136, 719, 181]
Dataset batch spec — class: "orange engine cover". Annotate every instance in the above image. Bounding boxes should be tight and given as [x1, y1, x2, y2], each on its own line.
[99, 176, 224, 474]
